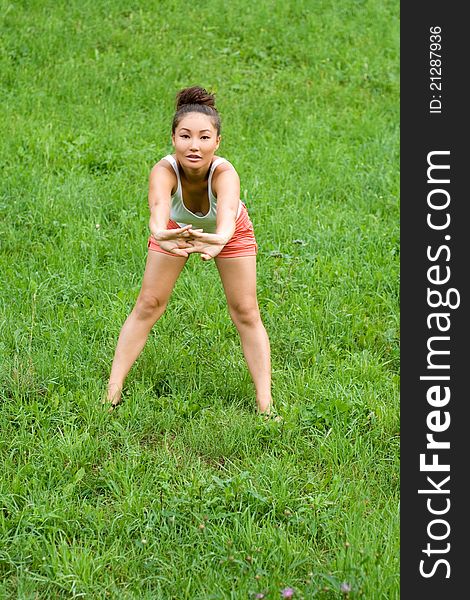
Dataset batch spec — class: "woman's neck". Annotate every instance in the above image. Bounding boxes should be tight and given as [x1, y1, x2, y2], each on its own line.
[178, 160, 212, 184]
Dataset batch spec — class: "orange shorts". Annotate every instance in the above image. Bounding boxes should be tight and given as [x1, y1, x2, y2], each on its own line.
[147, 202, 258, 258]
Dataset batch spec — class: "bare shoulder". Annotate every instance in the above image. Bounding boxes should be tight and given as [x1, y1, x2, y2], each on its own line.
[149, 157, 176, 183]
[213, 155, 236, 170]
[211, 156, 240, 198]
[150, 156, 175, 176]
[149, 157, 177, 195]
[212, 156, 239, 181]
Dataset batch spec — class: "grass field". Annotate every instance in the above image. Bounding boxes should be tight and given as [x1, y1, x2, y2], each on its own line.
[0, 1, 399, 598]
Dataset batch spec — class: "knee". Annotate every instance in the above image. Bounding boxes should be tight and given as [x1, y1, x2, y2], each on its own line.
[134, 293, 167, 320]
[229, 302, 261, 328]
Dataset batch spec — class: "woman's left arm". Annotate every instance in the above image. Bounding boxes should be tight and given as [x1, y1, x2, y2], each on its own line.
[213, 165, 240, 244]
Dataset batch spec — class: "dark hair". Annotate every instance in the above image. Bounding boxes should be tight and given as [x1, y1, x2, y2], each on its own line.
[172, 86, 221, 135]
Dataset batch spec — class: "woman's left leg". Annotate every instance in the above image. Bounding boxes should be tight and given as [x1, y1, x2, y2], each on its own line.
[214, 255, 272, 413]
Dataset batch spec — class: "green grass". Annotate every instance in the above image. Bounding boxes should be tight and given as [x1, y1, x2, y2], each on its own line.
[0, 0, 399, 598]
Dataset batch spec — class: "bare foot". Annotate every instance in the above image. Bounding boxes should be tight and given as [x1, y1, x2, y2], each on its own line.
[258, 400, 283, 422]
[103, 383, 122, 412]
[257, 397, 272, 414]
[261, 412, 283, 423]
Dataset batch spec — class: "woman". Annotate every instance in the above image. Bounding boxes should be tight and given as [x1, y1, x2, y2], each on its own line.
[106, 86, 274, 417]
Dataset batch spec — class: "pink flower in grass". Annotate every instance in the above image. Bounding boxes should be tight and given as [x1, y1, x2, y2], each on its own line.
[281, 588, 295, 598]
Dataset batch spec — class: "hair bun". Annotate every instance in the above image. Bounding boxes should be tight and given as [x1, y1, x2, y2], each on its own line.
[175, 86, 216, 110]
[172, 86, 221, 134]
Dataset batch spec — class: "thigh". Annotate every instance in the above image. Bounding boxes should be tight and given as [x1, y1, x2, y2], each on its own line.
[139, 250, 187, 302]
[214, 255, 258, 308]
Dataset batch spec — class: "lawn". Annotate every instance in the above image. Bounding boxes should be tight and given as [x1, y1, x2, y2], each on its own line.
[0, 1, 399, 598]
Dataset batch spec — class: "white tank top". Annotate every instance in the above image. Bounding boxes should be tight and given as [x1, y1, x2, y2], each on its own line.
[162, 154, 241, 233]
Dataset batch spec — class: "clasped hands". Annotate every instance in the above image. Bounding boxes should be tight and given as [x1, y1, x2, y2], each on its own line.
[151, 224, 227, 260]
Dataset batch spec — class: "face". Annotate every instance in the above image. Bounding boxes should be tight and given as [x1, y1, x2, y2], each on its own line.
[172, 112, 221, 170]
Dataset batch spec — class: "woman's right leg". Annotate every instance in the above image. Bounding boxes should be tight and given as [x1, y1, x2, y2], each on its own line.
[106, 251, 187, 405]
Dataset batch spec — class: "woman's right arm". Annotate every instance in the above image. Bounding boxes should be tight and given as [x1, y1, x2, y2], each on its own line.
[148, 163, 194, 256]
[148, 163, 174, 236]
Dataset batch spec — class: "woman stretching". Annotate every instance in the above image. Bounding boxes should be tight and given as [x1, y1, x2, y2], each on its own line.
[106, 86, 273, 416]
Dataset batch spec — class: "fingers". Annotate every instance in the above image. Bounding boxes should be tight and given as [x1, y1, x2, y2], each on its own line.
[184, 246, 200, 255]
[180, 227, 203, 238]
[187, 229, 207, 240]
[188, 232, 224, 246]
[201, 253, 212, 261]
[163, 225, 195, 240]
[175, 224, 193, 233]
[186, 230, 205, 241]
[157, 226, 207, 242]
[170, 248, 189, 257]
[169, 230, 192, 239]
